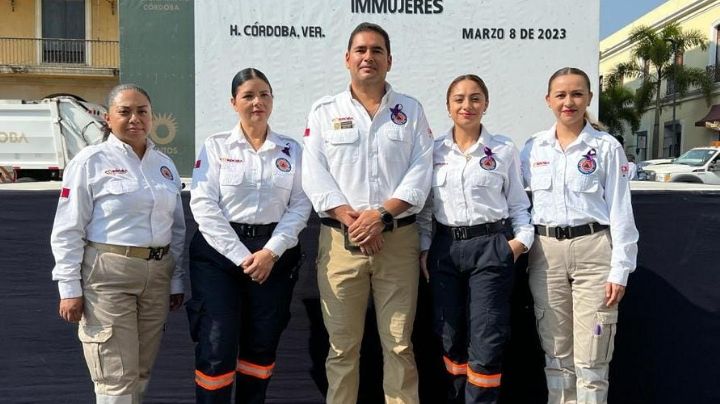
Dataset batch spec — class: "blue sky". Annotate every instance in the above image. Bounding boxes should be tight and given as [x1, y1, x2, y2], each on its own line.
[601, 0, 667, 39]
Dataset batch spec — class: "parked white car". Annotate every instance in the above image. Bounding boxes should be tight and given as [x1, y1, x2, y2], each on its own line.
[642, 147, 720, 184]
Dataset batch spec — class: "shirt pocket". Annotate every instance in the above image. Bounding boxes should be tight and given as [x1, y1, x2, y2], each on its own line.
[219, 164, 246, 186]
[156, 182, 179, 212]
[272, 172, 294, 191]
[380, 127, 412, 163]
[106, 179, 140, 195]
[432, 166, 448, 187]
[324, 128, 360, 165]
[468, 170, 504, 203]
[568, 173, 599, 193]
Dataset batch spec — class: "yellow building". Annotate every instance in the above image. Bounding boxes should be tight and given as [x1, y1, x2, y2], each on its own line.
[600, 0, 720, 160]
[0, 0, 119, 105]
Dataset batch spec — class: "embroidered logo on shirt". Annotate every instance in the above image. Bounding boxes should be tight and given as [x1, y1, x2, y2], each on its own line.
[390, 104, 407, 125]
[104, 168, 128, 176]
[433, 162, 448, 167]
[479, 146, 497, 171]
[276, 157, 291, 172]
[59, 187, 70, 199]
[332, 117, 354, 130]
[220, 157, 243, 163]
[533, 161, 550, 167]
[281, 143, 291, 157]
[160, 166, 174, 180]
[304, 128, 311, 137]
[194, 160, 202, 168]
[577, 148, 597, 175]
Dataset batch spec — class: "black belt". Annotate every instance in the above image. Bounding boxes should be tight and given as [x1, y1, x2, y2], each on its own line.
[535, 222, 608, 240]
[320, 215, 416, 232]
[230, 222, 277, 238]
[437, 220, 507, 241]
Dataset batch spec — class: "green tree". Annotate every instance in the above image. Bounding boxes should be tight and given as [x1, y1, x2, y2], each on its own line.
[599, 83, 641, 145]
[608, 23, 713, 159]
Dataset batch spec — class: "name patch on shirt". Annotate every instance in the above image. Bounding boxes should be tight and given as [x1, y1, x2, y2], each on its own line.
[533, 161, 550, 167]
[104, 168, 128, 176]
[220, 157, 243, 164]
[160, 166, 174, 180]
[390, 104, 407, 125]
[332, 117, 354, 130]
[276, 157, 291, 172]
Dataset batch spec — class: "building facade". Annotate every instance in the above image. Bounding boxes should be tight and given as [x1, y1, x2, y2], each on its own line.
[600, 0, 720, 160]
[0, 0, 119, 105]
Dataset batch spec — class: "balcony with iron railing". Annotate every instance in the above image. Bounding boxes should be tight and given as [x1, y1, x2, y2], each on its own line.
[0, 37, 118, 76]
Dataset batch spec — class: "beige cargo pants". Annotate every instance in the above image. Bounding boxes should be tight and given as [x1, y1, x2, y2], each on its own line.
[78, 245, 174, 404]
[316, 223, 421, 404]
[528, 230, 619, 404]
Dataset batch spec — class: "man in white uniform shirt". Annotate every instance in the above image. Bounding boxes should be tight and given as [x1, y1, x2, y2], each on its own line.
[302, 22, 433, 404]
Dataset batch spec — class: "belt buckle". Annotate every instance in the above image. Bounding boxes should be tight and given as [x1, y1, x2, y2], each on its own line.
[554, 226, 569, 240]
[453, 227, 468, 240]
[148, 247, 165, 260]
[244, 225, 256, 238]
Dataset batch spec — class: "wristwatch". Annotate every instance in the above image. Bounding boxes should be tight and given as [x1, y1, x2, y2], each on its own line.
[377, 206, 394, 226]
[268, 249, 280, 262]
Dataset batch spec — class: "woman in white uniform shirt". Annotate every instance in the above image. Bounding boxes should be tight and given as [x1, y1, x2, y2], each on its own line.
[51, 84, 186, 403]
[187, 68, 311, 403]
[521, 67, 639, 404]
[418, 74, 533, 404]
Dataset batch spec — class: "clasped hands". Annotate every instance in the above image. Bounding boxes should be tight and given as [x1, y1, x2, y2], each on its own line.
[336, 207, 385, 256]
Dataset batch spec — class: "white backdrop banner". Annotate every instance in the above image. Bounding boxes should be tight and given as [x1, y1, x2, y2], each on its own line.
[195, 0, 599, 150]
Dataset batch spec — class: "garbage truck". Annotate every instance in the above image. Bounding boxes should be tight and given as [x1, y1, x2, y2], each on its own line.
[0, 97, 106, 182]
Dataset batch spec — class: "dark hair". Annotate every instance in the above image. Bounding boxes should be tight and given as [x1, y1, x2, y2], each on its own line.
[546, 67, 603, 130]
[446, 74, 489, 104]
[103, 83, 152, 141]
[231, 68, 273, 98]
[347, 22, 391, 55]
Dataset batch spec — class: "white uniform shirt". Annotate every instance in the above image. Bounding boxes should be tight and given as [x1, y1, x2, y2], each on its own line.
[302, 83, 433, 217]
[51, 134, 186, 299]
[520, 122, 639, 285]
[190, 126, 311, 266]
[418, 126, 534, 251]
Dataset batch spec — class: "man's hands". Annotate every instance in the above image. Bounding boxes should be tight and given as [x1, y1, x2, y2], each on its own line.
[329, 205, 386, 256]
[348, 209, 386, 245]
[59, 297, 84, 323]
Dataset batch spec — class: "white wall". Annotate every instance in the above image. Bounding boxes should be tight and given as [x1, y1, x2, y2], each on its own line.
[195, 0, 599, 151]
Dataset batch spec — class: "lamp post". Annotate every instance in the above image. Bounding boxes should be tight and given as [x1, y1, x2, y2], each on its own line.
[670, 40, 679, 157]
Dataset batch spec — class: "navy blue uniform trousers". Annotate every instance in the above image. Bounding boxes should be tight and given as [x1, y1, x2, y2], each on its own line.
[427, 228, 515, 404]
[186, 229, 300, 404]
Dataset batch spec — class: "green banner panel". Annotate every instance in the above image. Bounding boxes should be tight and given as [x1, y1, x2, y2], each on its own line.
[119, 0, 194, 176]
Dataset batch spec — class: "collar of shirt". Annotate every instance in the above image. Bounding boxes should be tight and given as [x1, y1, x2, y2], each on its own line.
[341, 82, 395, 109]
[438, 125, 497, 155]
[225, 124, 283, 153]
[107, 133, 156, 154]
[538, 121, 602, 151]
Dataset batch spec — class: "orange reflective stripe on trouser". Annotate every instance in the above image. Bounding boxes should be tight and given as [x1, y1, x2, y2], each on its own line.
[195, 369, 235, 391]
[443, 356, 468, 376]
[466, 366, 501, 388]
[236, 359, 274, 380]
